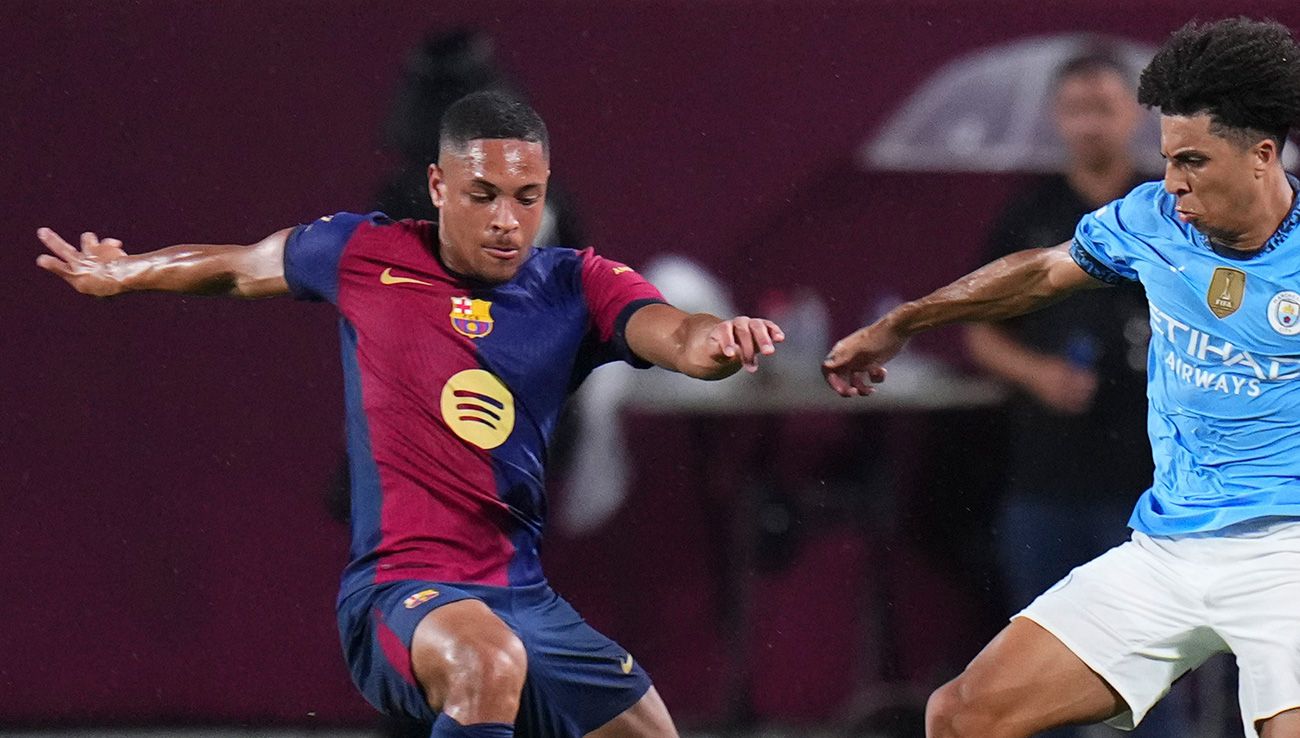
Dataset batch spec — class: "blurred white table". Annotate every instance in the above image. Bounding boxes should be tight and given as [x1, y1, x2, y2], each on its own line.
[627, 353, 1005, 415]
[622, 354, 1005, 725]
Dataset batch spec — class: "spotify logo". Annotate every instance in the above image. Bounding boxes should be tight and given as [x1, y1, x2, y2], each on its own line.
[440, 369, 516, 449]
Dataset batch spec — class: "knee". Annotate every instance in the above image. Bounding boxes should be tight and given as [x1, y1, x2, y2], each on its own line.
[926, 677, 1009, 738]
[442, 630, 528, 706]
[413, 622, 528, 720]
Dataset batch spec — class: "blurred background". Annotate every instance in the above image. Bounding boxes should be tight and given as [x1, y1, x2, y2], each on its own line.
[4, 2, 1299, 737]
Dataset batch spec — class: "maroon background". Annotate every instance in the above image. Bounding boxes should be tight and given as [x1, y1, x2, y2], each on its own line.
[4, 0, 1298, 728]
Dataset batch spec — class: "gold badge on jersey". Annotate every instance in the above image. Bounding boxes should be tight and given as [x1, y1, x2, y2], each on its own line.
[440, 369, 516, 449]
[450, 296, 494, 338]
[1207, 267, 1246, 319]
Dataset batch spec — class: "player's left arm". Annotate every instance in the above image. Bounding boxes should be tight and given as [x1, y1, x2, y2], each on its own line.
[624, 303, 785, 380]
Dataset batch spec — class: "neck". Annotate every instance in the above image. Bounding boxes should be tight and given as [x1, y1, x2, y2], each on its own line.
[1223, 169, 1297, 252]
[1066, 153, 1135, 208]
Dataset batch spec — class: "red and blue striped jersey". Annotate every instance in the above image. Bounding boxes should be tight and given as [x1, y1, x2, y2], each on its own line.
[283, 212, 665, 597]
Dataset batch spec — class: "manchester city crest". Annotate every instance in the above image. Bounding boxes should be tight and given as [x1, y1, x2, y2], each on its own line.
[450, 296, 494, 338]
[1268, 291, 1300, 335]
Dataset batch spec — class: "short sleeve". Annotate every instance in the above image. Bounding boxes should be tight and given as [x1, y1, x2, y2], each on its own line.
[283, 212, 380, 303]
[578, 248, 666, 367]
[1070, 186, 1163, 285]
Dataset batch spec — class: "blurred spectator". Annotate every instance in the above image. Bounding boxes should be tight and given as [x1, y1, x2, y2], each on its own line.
[961, 48, 1187, 738]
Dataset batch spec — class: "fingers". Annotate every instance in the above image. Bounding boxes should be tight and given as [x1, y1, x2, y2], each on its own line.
[715, 320, 739, 360]
[726, 317, 784, 373]
[822, 367, 876, 398]
[822, 340, 849, 370]
[35, 253, 73, 275]
[731, 318, 758, 371]
[750, 319, 782, 354]
[37, 227, 80, 263]
[851, 372, 876, 395]
[88, 236, 123, 259]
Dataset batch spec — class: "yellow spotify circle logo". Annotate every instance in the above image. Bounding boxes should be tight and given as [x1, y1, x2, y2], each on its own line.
[440, 369, 515, 449]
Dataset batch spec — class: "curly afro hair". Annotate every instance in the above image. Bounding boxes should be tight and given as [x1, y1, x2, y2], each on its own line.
[1138, 17, 1300, 147]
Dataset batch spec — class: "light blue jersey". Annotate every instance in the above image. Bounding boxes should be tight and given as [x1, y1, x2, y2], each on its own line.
[1070, 175, 1300, 536]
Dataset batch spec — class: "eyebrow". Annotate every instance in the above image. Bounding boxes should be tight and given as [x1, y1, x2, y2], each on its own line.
[1161, 150, 1209, 161]
[469, 178, 543, 193]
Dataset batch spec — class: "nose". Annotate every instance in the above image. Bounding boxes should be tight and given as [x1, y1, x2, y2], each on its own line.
[490, 200, 520, 233]
[1163, 162, 1189, 196]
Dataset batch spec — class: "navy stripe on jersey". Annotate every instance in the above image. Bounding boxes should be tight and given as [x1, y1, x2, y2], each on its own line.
[339, 318, 384, 588]
[612, 298, 667, 368]
[284, 212, 384, 302]
[1070, 238, 1131, 285]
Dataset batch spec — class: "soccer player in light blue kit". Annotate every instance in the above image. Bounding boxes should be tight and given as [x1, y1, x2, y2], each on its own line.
[824, 18, 1300, 738]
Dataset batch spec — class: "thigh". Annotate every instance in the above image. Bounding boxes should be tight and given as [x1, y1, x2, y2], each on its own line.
[586, 687, 677, 738]
[948, 617, 1127, 734]
[337, 581, 492, 722]
[1016, 535, 1226, 729]
[1261, 707, 1300, 738]
[410, 597, 528, 722]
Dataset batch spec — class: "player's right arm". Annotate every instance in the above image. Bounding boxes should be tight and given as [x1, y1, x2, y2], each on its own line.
[35, 227, 291, 298]
[822, 241, 1103, 397]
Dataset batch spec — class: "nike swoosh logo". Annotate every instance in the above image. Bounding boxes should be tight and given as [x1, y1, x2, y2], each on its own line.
[620, 654, 634, 674]
[380, 268, 433, 287]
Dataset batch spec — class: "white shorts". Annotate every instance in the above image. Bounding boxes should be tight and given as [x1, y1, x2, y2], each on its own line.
[1016, 516, 1300, 737]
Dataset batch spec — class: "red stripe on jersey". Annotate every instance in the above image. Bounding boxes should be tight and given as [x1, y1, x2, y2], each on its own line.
[579, 248, 665, 341]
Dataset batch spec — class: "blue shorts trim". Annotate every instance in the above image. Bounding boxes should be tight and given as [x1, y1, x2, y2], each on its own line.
[337, 580, 652, 737]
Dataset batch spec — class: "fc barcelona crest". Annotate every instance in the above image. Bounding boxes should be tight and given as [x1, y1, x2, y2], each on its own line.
[1206, 267, 1245, 319]
[450, 296, 494, 338]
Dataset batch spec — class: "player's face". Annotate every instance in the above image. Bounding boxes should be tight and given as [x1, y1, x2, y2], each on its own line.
[1160, 113, 1272, 245]
[1053, 69, 1140, 169]
[429, 138, 550, 283]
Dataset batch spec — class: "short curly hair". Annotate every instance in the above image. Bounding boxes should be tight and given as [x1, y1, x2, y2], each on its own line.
[1138, 17, 1300, 148]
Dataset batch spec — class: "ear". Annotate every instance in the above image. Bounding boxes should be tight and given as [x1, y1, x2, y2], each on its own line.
[428, 163, 447, 208]
[1253, 137, 1279, 177]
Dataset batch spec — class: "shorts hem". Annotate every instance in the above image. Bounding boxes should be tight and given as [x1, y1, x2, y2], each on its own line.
[1012, 612, 1142, 730]
[1253, 702, 1300, 731]
[579, 680, 654, 735]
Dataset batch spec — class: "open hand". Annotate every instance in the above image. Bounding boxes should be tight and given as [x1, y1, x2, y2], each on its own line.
[707, 316, 784, 373]
[35, 228, 130, 297]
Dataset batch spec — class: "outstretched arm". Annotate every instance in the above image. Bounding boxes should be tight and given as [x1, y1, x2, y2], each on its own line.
[36, 227, 291, 298]
[822, 241, 1103, 397]
[964, 323, 1098, 414]
[624, 303, 785, 380]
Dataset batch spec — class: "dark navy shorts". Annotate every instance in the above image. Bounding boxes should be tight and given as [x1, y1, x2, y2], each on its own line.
[337, 579, 653, 737]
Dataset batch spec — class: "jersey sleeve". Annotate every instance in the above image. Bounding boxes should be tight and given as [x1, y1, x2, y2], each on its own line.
[282, 212, 378, 303]
[1070, 184, 1165, 285]
[578, 248, 667, 368]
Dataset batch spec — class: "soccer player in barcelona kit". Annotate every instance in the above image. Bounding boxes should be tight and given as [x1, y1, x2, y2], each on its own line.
[37, 92, 783, 738]
[824, 18, 1300, 738]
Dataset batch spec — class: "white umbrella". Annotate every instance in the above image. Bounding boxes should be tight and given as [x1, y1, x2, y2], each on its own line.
[861, 33, 1299, 174]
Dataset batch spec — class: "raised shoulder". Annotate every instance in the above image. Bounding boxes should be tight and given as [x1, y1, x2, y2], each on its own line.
[1094, 180, 1187, 241]
[284, 211, 390, 302]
